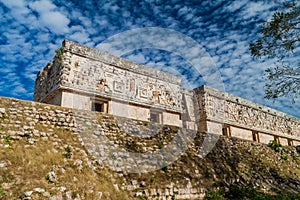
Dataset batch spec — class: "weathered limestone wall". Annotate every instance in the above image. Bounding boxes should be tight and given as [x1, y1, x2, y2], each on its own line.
[34, 40, 299, 145]
[259, 132, 275, 144]
[34, 59, 64, 103]
[0, 97, 76, 140]
[0, 96, 206, 199]
[195, 85, 300, 145]
[109, 100, 150, 121]
[46, 91, 62, 106]
[181, 89, 198, 130]
[35, 40, 183, 113]
[34, 40, 190, 127]
[61, 91, 91, 110]
[230, 127, 253, 141]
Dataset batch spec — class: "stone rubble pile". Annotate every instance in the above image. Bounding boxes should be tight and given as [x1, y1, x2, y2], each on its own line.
[1, 97, 300, 199]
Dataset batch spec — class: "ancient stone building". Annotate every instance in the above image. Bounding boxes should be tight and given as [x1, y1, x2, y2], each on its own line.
[34, 40, 300, 146]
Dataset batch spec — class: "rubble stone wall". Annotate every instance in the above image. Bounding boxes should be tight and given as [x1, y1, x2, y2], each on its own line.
[0, 96, 206, 199]
[2, 96, 300, 199]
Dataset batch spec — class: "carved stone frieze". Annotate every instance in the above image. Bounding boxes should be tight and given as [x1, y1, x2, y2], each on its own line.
[35, 40, 300, 143]
[195, 86, 300, 137]
[35, 41, 183, 112]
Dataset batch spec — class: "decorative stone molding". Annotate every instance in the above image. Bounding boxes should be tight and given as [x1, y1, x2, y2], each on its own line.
[34, 40, 300, 145]
[194, 85, 300, 143]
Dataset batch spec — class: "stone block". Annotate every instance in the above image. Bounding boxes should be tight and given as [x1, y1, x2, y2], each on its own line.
[206, 121, 223, 135]
[293, 140, 300, 146]
[0, 108, 5, 114]
[278, 137, 289, 146]
[259, 133, 275, 144]
[230, 127, 253, 141]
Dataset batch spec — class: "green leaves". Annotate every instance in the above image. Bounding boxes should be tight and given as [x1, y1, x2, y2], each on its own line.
[63, 146, 72, 159]
[268, 140, 283, 153]
[264, 64, 300, 102]
[249, 2, 300, 101]
[55, 47, 64, 63]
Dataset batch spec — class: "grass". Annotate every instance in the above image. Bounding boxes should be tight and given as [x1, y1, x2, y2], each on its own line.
[0, 127, 131, 199]
[0, 97, 132, 199]
[205, 184, 300, 200]
[0, 185, 6, 199]
[63, 146, 72, 159]
[1, 96, 300, 199]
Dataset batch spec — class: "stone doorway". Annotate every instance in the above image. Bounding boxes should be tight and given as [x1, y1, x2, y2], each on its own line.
[91, 99, 109, 113]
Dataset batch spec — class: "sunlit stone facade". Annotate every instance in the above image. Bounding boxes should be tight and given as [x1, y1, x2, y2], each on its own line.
[34, 40, 300, 146]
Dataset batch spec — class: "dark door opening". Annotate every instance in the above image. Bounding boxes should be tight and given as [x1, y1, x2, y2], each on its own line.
[150, 112, 159, 123]
[92, 102, 104, 112]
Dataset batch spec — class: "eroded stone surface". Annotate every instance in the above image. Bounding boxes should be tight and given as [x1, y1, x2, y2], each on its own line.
[195, 86, 300, 145]
[34, 40, 300, 146]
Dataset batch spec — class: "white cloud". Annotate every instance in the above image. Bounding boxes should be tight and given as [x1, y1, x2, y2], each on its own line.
[28, 0, 56, 12]
[126, 53, 147, 64]
[41, 11, 70, 34]
[29, 0, 70, 34]
[12, 85, 27, 95]
[241, 2, 275, 20]
[69, 31, 91, 44]
[1, 0, 31, 25]
[225, 0, 247, 12]
[1, 0, 25, 8]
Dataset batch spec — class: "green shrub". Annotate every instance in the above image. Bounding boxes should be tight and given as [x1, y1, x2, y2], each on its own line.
[45, 174, 53, 184]
[161, 165, 168, 172]
[105, 123, 119, 130]
[171, 194, 176, 200]
[150, 178, 155, 184]
[268, 140, 283, 153]
[0, 185, 6, 198]
[205, 184, 300, 200]
[205, 189, 224, 200]
[224, 185, 266, 200]
[295, 146, 300, 154]
[5, 134, 11, 143]
[281, 154, 288, 161]
[5, 134, 12, 149]
[55, 47, 64, 62]
[158, 143, 164, 149]
[63, 146, 72, 159]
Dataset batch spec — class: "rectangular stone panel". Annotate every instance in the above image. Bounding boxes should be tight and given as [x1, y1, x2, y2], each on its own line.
[278, 137, 289, 146]
[230, 127, 253, 141]
[206, 121, 223, 135]
[258, 132, 275, 144]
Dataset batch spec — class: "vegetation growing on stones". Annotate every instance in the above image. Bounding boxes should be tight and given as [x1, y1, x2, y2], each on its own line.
[1, 96, 300, 199]
[0, 185, 6, 199]
[4, 134, 12, 149]
[63, 146, 72, 159]
[268, 140, 283, 152]
[55, 47, 64, 63]
[205, 184, 300, 200]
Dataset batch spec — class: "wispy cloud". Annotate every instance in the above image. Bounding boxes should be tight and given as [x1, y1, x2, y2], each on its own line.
[0, 0, 298, 118]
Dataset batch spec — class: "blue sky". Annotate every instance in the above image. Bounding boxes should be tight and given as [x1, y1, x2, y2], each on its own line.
[0, 0, 299, 118]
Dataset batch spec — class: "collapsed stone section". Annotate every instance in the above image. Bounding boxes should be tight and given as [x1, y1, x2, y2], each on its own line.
[34, 40, 300, 146]
[1, 96, 300, 199]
